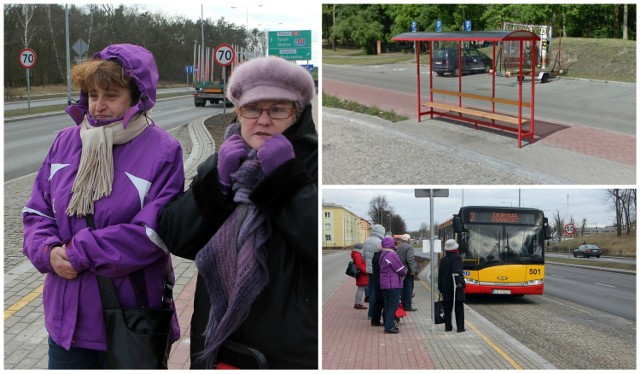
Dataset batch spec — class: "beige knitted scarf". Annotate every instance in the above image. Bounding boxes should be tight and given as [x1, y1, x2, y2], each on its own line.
[66, 114, 148, 217]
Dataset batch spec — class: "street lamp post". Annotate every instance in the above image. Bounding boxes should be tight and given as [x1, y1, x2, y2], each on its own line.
[231, 5, 263, 38]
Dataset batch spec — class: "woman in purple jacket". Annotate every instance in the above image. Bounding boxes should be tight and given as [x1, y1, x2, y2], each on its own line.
[22, 44, 184, 369]
[378, 236, 407, 334]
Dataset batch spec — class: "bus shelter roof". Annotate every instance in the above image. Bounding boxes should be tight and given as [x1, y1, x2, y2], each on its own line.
[392, 30, 540, 43]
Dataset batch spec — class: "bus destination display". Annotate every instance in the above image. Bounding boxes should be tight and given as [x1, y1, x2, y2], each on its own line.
[466, 210, 541, 225]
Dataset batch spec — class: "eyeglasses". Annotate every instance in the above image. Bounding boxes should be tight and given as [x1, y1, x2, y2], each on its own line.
[239, 105, 297, 119]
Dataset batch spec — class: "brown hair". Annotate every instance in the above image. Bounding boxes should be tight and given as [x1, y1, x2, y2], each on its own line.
[70, 59, 140, 103]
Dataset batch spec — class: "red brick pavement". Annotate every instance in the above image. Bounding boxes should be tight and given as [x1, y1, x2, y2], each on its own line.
[323, 78, 635, 165]
[168, 272, 197, 369]
[322, 277, 435, 370]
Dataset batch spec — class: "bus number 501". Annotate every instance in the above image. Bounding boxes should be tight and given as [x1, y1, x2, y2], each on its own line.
[529, 269, 540, 275]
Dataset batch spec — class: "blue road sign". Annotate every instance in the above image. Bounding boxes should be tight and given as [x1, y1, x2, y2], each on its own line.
[465, 20, 472, 32]
[301, 64, 314, 73]
[185, 65, 193, 74]
[411, 21, 417, 32]
[436, 20, 442, 32]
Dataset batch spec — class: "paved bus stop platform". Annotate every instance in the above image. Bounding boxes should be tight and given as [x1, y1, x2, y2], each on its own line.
[322, 273, 556, 370]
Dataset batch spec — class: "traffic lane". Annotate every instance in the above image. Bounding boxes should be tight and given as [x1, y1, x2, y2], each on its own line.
[547, 252, 636, 265]
[466, 286, 636, 369]
[544, 263, 635, 321]
[4, 96, 226, 181]
[323, 63, 635, 135]
[322, 250, 351, 305]
[4, 87, 192, 110]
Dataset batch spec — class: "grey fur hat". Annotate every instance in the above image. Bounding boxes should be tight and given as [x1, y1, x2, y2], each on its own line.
[227, 56, 315, 108]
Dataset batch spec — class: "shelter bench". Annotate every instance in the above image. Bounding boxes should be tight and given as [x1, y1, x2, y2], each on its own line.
[423, 88, 534, 146]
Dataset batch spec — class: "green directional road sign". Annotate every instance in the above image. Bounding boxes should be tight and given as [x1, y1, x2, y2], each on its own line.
[268, 30, 312, 61]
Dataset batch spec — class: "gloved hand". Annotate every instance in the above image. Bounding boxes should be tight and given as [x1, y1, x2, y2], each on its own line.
[217, 134, 248, 190]
[257, 134, 295, 176]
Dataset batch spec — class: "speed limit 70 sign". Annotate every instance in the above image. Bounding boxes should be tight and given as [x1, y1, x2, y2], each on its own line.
[214, 44, 235, 67]
[19, 48, 37, 69]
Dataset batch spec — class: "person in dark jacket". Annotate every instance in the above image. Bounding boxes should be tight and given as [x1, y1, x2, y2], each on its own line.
[351, 243, 368, 309]
[158, 56, 317, 369]
[369, 246, 384, 326]
[396, 233, 418, 311]
[438, 239, 466, 333]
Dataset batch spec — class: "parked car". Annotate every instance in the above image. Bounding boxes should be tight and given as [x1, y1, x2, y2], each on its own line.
[432, 47, 493, 76]
[573, 244, 603, 258]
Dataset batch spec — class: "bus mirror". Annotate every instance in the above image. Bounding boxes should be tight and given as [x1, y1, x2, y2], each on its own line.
[453, 216, 463, 232]
[543, 218, 552, 239]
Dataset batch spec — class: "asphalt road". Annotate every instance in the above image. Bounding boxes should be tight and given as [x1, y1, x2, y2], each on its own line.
[323, 63, 636, 135]
[4, 96, 229, 181]
[4, 87, 192, 110]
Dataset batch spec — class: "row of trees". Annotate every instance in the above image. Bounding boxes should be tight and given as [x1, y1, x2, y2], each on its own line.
[322, 4, 636, 54]
[551, 189, 636, 238]
[4, 4, 268, 89]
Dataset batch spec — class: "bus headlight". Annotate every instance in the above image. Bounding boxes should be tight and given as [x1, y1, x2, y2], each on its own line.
[524, 279, 544, 286]
[466, 277, 479, 285]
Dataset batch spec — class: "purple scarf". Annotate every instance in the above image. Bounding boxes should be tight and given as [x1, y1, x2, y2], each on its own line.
[194, 124, 271, 368]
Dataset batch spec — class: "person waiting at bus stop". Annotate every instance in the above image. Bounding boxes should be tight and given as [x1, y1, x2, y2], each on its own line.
[158, 56, 317, 369]
[438, 239, 466, 332]
[379, 237, 407, 334]
[396, 233, 418, 311]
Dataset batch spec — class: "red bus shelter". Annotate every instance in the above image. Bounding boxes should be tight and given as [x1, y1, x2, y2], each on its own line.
[392, 30, 541, 148]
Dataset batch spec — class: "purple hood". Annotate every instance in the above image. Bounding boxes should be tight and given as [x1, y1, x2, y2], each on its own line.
[65, 43, 158, 127]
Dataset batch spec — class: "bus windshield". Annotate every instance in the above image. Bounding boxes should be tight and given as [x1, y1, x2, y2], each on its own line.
[462, 224, 544, 268]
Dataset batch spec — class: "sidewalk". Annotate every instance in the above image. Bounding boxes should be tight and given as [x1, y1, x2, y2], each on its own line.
[323, 78, 635, 185]
[3, 115, 214, 370]
[322, 274, 555, 370]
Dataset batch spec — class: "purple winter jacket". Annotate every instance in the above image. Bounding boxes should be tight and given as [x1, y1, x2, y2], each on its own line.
[379, 249, 407, 289]
[22, 44, 184, 351]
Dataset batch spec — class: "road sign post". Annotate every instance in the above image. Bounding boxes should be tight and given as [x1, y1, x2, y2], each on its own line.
[564, 223, 575, 257]
[19, 48, 37, 114]
[214, 44, 235, 114]
[415, 189, 449, 329]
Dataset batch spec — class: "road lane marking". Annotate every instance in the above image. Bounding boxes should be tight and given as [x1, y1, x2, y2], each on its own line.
[4, 284, 44, 320]
[595, 282, 615, 288]
[419, 279, 523, 370]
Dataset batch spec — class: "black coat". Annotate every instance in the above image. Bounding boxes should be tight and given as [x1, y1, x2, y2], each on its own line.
[371, 250, 383, 300]
[158, 106, 318, 369]
[438, 251, 464, 302]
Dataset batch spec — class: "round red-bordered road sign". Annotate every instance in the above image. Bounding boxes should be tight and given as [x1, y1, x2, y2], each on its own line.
[18, 48, 37, 69]
[214, 44, 235, 67]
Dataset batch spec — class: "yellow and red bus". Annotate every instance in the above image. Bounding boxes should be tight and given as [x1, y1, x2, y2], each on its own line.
[439, 206, 551, 296]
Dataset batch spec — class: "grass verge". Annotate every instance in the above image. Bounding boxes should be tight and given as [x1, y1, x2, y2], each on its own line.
[545, 256, 635, 272]
[322, 91, 408, 122]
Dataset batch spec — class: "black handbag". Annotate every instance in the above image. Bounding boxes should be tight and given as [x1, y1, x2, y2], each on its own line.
[87, 215, 174, 369]
[345, 260, 359, 278]
[434, 293, 446, 324]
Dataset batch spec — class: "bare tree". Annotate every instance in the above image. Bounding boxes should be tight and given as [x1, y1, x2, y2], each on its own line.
[418, 222, 428, 240]
[553, 209, 564, 239]
[45, 5, 65, 81]
[18, 4, 36, 47]
[607, 189, 623, 236]
[580, 218, 587, 237]
[367, 195, 392, 227]
[623, 4, 628, 40]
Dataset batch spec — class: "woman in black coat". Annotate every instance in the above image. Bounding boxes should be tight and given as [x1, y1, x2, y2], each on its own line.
[438, 239, 466, 333]
[158, 57, 317, 369]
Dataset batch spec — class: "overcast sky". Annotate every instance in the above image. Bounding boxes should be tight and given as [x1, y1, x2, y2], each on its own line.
[136, 2, 321, 65]
[322, 187, 619, 231]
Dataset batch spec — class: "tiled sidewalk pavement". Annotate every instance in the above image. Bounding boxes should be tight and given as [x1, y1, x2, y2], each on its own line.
[323, 275, 556, 370]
